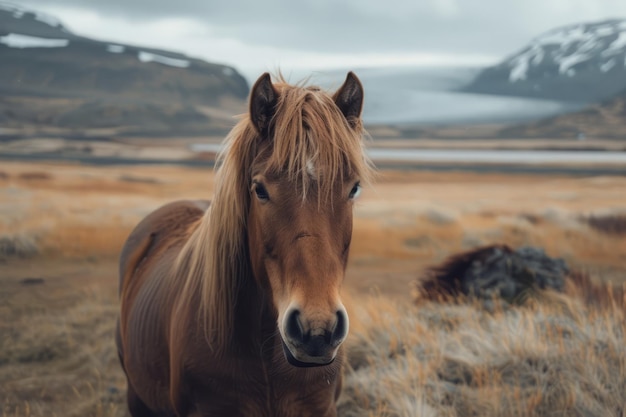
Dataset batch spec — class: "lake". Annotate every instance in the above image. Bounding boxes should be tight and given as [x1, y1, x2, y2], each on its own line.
[240, 66, 586, 125]
[190, 144, 626, 165]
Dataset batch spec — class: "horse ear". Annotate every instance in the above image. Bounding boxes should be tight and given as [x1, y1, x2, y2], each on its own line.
[249, 72, 278, 136]
[333, 72, 364, 129]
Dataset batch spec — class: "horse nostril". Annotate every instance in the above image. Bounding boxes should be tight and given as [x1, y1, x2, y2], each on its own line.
[331, 310, 348, 346]
[285, 309, 305, 343]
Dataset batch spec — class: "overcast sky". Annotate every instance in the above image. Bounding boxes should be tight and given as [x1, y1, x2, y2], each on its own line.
[17, 0, 626, 78]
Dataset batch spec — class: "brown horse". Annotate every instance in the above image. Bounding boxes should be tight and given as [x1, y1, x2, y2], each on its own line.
[116, 72, 372, 417]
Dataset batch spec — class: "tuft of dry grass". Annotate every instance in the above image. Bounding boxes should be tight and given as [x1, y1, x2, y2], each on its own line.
[3, 283, 624, 417]
[565, 271, 626, 310]
[340, 295, 626, 417]
[0, 285, 127, 417]
[0, 233, 39, 259]
[585, 213, 626, 236]
[17, 172, 53, 181]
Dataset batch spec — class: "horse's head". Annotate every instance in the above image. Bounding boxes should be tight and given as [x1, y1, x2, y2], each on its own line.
[246, 73, 368, 367]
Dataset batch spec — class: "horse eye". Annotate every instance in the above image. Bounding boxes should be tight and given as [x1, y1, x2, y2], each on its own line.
[348, 182, 361, 200]
[253, 182, 270, 201]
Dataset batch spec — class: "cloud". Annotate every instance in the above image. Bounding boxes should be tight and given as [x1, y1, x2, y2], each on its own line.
[16, 0, 626, 71]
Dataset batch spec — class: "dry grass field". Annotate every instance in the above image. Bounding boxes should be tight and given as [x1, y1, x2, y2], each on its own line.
[1, 160, 625, 416]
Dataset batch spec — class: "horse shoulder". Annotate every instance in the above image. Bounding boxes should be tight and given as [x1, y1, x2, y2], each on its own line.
[119, 199, 211, 291]
[117, 199, 211, 413]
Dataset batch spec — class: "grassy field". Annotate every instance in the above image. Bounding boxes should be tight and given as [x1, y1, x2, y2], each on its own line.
[1, 161, 625, 416]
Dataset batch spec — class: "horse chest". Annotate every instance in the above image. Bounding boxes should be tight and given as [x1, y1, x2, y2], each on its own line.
[266, 375, 340, 417]
[187, 357, 339, 417]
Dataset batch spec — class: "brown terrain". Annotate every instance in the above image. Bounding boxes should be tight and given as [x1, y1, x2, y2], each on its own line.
[1, 159, 625, 416]
[499, 89, 626, 140]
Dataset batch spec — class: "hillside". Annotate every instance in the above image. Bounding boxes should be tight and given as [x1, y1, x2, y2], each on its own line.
[499, 89, 626, 139]
[0, 2, 249, 137]
[463, 19, 626, 102]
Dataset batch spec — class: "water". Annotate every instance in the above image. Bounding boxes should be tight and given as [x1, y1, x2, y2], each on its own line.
[362, 88, 582, 125]
[241, 66, 584, 125]
[367, 148, 626, 164]
[190, 144, 626, 165]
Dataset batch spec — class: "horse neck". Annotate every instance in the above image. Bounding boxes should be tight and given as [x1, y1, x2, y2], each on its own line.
[227, 281, 275, 362]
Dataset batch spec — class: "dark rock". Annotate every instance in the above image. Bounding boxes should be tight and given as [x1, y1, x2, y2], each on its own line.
[20, 277, 45, 285]
[416, 244, 570, 305]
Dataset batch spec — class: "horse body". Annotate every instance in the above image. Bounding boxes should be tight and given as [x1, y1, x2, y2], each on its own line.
[116, 73, 370, 416]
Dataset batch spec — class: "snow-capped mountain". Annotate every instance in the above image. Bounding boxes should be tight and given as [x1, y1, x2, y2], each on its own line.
[463, 19, 626, 102]
[0, 2, 249, 135]
[0, 1, 248, 101]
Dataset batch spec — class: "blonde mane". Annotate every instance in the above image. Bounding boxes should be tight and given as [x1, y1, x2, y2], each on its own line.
[175, 79, 373, 354]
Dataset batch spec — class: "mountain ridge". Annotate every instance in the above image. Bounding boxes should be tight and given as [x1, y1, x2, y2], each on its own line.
[0, 1, 249, 137]
[463, 19, 626, 102]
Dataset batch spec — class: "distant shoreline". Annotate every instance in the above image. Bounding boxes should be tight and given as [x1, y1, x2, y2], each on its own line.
[2, 152, 625, 177]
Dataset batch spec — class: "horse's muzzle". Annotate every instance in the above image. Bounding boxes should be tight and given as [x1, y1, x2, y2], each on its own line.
[281, 307, 347, 367]
[282, 341, 335, 367]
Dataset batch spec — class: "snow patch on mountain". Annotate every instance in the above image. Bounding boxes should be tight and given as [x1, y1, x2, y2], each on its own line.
[107, 44, 125, 53]
[559, 53, 591, 74]
[600, 59, 616, 72]
[509, 55, 529, 81]
[138, 51, 190, 68]
[603, 32, 626, 56]
[0, 33, 69, 48]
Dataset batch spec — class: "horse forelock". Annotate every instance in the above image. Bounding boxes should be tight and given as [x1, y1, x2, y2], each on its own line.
[266, 81, 372, 201]
[174, 78, 372, 355]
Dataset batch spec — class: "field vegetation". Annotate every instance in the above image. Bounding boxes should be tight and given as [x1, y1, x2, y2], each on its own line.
[1, 161, 624, 416]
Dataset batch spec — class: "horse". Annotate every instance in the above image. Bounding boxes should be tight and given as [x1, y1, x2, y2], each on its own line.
[116, 72, 372, 417]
